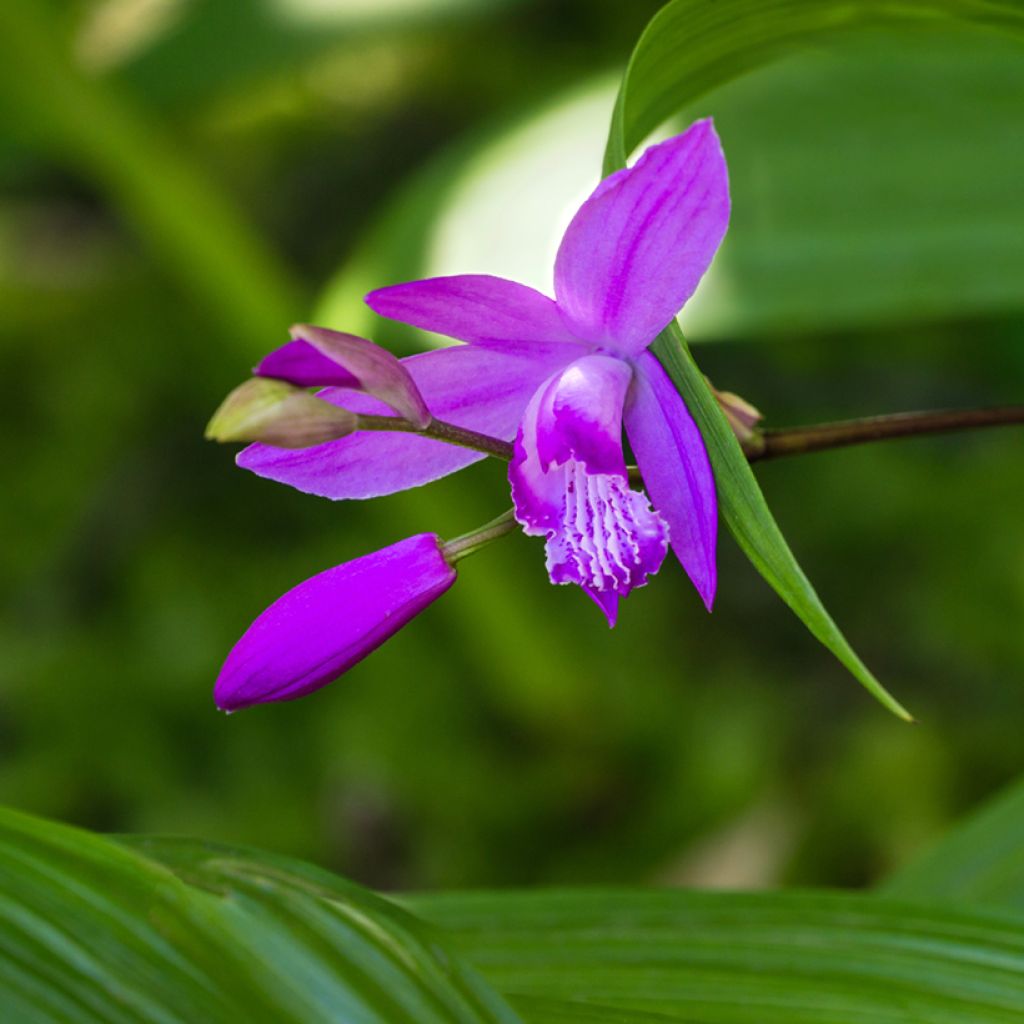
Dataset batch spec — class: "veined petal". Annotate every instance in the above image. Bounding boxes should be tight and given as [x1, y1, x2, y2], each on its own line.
[366, 274, 585, 351]
[257, 325, 431, 428]
[215, 534, 455, 711]
[256, 338, 358, 388]
[625, 350, 718, 610]
[239, 342, 577, 500]
[554, 119, 730, 356]
[511, 354, 669, 624]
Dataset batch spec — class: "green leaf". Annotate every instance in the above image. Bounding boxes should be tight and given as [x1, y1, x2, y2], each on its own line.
[324, 26, 1024, 342]
[98, 0, 522, 110]
[0, 806, 520, 1024]
[0, 2, 301, 355]
[17, 809, 1024, 1024]
[409, 887, 1024, 1023]
[598, 0, 1024, 716]
[882, 775, 1024, 908]
[654, 325, 912, 719]
[602, 0, 1024, 173]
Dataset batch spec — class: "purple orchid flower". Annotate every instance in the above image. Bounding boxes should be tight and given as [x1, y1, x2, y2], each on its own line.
[240, 119, 729, 623]
[215, 534, 456, 711]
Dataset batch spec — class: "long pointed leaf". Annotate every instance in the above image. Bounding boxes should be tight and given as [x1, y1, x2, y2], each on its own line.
[603, 0, 1024, 714]
[654, 324, 911, 718]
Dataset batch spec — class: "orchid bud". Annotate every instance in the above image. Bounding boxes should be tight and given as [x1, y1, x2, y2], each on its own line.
[214, 534, 456, 711]
[709, 382, 763, 444]
[205, 378, 359, 449]
[255, 324, 432, 429]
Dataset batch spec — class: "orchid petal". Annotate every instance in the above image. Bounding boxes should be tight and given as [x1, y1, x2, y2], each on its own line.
[257, 325, 431, 428]
[625, 350, 718, 610]
[239, 342, 577, 500]
[511, 354, 669, 624]
[255, 340, 358, 389]
[554, 119, 730, 356]
[366, 274, 585, 351]
[215, 534, 455, 711]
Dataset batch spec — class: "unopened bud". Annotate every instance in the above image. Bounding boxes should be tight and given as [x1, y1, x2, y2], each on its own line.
[708, 382, 763, 444]
[215, 533, 456, 710]
[205, 378, 359, 449]
[254, 325, 432, 429]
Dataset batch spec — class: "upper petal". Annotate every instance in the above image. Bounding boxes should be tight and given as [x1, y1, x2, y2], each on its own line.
[366, 274, 585, 350]
[215, 533, 455, 710]
[511, 354, 669, 624]
[239, 342, 577, 500]
[554, 119, 730, 356]
[624, 350, 718, 610]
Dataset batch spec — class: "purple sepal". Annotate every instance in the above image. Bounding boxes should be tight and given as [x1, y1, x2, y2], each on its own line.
[256, 339, 360, 389]
[214, 533, 455, 711]
[257, 324, 432, 429]
[366, 274, 583, 350]
[554, 119, 730, 356]
[625, 351, 718, 610]
[510, 355, 669, 624]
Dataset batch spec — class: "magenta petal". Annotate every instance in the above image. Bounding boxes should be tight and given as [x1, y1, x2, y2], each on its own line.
[257, 325, 431, 428]
[554, 119, 730, 356]
[624, 351, 718, 610]
[215, 534, 455, 711]
[239, 342, 577, 500]
[510, 354, 669, 623]
[366, 274, 585, 350]
[255, 339, 359, 389]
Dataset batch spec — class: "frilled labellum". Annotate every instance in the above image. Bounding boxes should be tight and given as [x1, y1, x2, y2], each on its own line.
[215, 534, 456, 711]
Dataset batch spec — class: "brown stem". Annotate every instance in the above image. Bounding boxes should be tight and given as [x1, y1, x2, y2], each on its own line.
[747, 406, 1024, 462]
[360, 405, 1024, 470]
[358, 414, 515, 461]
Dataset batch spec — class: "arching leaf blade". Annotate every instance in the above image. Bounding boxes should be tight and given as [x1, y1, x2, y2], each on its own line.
[654, 324, 912, 720]
[0, 807, 521, 1024]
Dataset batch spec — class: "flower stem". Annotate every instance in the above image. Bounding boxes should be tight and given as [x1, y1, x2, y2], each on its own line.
[746, 405, 1024, 462]
[358, 414, 514, 461]
[425, 404, 1024, 565]
[361, 403, 1024, 474]
[441, 509, 518, 564]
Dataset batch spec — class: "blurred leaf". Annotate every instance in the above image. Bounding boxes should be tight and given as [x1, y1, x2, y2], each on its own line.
[0, 806, 520, 1023]
[96, 0, 521, 109]
[882, 774, 1024, 908]
[0, 2, 301, 355]
[682, 29, 1024, 338]
[322, 27, 1024, 343]
[603, 0, 1024, 171]
[410, 887, 1024, 1023]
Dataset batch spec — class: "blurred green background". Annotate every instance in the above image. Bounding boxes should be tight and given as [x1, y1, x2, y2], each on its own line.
[1, 0, 1022, 894]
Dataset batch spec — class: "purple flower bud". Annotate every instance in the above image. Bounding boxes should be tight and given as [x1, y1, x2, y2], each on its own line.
[215, 534, 456, 711]
[255, 324, 432, 429]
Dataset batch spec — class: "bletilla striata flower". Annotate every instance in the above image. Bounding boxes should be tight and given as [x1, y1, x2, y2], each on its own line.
[240, 119, 730, 623]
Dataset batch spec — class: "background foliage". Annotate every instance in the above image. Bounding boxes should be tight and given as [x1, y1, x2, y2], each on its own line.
[1, 0, 1023, 903]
